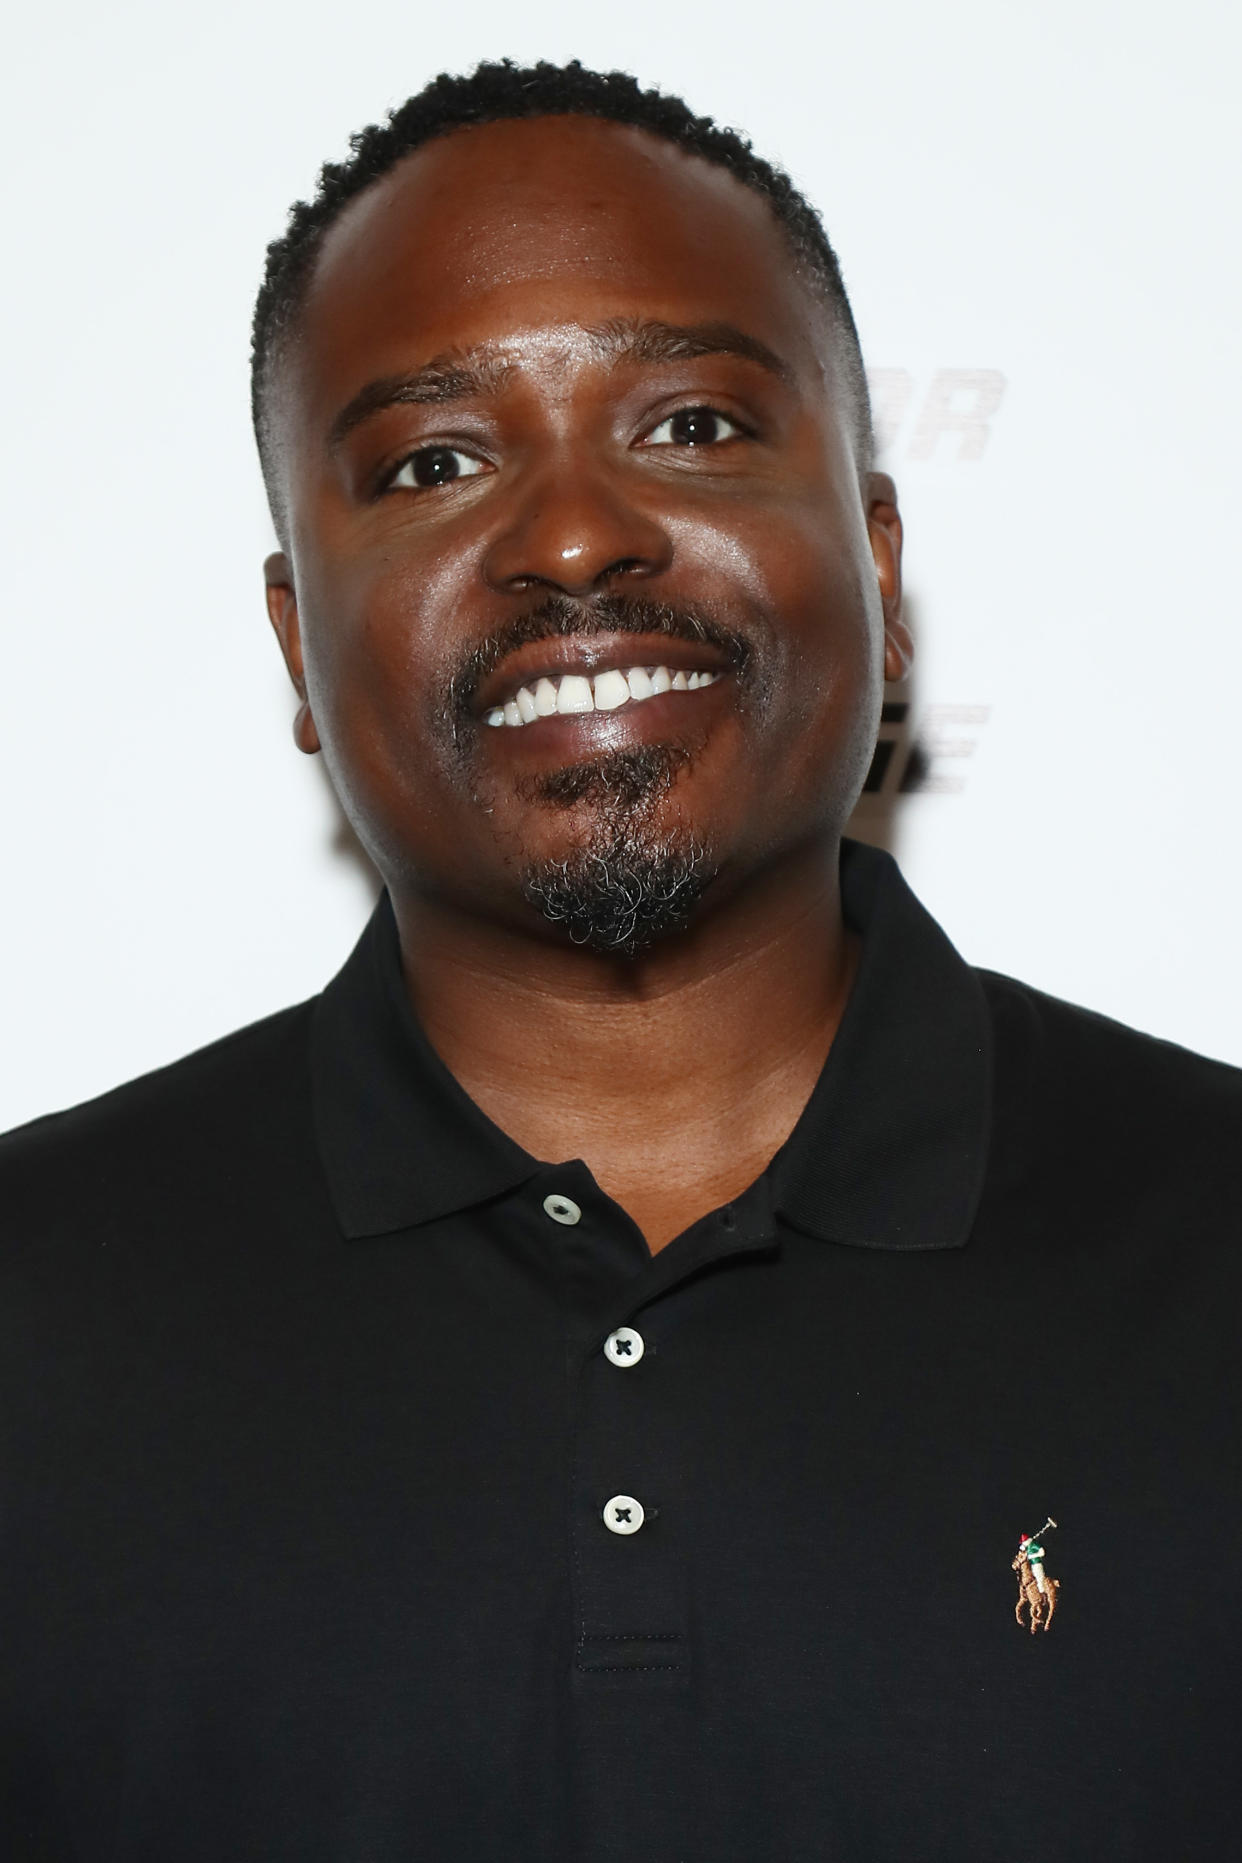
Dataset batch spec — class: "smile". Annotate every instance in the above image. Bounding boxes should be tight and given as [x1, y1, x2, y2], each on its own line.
[484, 665, 723, 728]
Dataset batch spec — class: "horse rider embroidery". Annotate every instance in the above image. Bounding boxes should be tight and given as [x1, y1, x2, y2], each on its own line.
[1012, 1516, 1060, 1633]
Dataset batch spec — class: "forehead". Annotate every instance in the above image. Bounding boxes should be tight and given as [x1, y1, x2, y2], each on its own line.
[288, 116, 834, 413]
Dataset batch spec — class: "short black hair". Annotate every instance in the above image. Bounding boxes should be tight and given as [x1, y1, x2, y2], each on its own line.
[251, 59, 872, 523]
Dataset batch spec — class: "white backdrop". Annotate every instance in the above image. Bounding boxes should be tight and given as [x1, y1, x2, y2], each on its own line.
[3, 0, 1239, 1132]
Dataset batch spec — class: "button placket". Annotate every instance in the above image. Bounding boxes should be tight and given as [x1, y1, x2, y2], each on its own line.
[553, 1178, 695, 1686]
[599, 1329, 648, 1539]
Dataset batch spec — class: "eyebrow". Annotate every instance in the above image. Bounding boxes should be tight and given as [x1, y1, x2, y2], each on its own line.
[589, 317, 793, 383]
[325, 318, 794, 452]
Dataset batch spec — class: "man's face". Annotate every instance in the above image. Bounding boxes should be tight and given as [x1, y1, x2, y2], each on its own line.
[267, 115, 905, 951]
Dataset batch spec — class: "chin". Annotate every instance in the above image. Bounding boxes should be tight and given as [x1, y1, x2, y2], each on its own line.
[519, 799, 715, 959]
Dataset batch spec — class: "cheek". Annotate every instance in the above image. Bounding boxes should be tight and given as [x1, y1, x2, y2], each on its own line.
[735, 516, 886, 816]
[296, 585, 475, 884]
[298, 549, 454, 745]
[293, 580, 472, 870]
[681, 501, 881, 701]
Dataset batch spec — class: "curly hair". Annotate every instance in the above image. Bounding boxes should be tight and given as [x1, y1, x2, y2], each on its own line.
[251, 59, 872, 521]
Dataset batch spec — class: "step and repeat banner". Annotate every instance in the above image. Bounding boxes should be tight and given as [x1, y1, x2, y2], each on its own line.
[2, 0, 1238, 1129]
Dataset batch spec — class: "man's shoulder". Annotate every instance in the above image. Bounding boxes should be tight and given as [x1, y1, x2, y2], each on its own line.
[976, 966, 1242, 1213]
[978, 964, 1242, 1095]
[0, 999, 318, 1231]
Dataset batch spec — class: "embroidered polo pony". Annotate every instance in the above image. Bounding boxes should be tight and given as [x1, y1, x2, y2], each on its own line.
[1012, 1517, 1060, 1633]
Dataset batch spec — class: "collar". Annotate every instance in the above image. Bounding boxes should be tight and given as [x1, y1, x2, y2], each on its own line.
[311, 841, 992, 1251]
[768, 842, 991, 1249]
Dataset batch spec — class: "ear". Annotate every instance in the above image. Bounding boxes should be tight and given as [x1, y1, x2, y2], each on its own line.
[864, 472, 912, 685]
[264, 552, 320, 755]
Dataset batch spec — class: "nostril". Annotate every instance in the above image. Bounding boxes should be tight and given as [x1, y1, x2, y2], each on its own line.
[483, 502, 671, 594]
[505, 557, 647, 595]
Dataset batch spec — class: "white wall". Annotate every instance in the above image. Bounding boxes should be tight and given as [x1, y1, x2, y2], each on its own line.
[3, 0, 1239, 1131]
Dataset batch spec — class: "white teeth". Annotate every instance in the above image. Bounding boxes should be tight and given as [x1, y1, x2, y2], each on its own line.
[593, 668, 630, 710]
[556, 674, 595, 714]
[485, 665, 723, 725]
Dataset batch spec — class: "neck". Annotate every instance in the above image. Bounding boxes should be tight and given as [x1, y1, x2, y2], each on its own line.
[393, 836, 857, 1252]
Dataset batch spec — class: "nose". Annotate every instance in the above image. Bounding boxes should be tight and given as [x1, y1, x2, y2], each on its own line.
[482, 455, 673, 596]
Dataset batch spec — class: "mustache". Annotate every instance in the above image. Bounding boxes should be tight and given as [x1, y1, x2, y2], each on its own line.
[448, 593, 753, 726]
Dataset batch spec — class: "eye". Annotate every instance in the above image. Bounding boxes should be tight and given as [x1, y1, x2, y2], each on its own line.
[387, 445, 489, 490]
[644, 406, 746, 447]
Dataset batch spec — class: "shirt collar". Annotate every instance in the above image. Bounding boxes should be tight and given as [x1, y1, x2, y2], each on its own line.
[769, 841, 991, 1250]
[311, 840, 991, 1251]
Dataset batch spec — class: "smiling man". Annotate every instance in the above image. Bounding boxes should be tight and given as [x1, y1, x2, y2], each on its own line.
[2, 58, 1240, 1863]
[256, 69, 905, 1250]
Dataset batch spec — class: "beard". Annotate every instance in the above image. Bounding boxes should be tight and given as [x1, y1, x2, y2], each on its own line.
[438, 592, 753, 958]
[516, 744, 715, 958]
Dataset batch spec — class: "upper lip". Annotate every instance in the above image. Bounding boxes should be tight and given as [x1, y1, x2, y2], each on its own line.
[473, 632, 737, 715]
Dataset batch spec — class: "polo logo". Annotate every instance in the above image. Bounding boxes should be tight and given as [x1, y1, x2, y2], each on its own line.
[1012, 1516, 1060, 1633]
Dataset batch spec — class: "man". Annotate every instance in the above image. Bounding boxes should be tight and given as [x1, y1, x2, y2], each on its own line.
[2, 59, 1239, 1862]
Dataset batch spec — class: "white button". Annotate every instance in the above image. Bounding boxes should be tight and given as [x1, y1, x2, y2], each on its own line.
[543, 1193, 581, 1226]
[604, 1327, 645, 1368]
[603, 1495, 645, 1536]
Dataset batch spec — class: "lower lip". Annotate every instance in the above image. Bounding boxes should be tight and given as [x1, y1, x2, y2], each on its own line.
[476, 677, 733, 757]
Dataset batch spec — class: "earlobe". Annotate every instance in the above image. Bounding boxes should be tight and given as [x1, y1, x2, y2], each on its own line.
[864, 473, 912, 686]
[264, 552, 321, 755]
[291, 700, 322, 756]
[883, 622, 914, 686]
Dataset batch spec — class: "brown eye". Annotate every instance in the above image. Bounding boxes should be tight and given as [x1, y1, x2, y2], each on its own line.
[646, 406, 743, 447]
[390, 446, 487, 489]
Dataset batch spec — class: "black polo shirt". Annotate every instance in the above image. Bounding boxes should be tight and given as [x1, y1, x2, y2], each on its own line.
[2, 842, 1240, 1861]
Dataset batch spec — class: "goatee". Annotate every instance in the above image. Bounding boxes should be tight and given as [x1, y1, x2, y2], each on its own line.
[519, 746, 714, 957]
